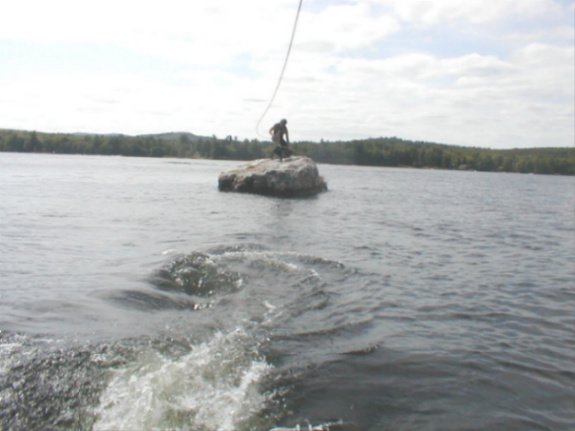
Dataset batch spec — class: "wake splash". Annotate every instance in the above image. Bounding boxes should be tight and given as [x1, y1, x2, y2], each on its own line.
[94, 329, 276, 431]
[2, 246, 359, 430]
[93, 246, 357, 430]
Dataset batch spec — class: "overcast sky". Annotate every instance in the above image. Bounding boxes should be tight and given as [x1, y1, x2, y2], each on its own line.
[1, 0, 574, 148]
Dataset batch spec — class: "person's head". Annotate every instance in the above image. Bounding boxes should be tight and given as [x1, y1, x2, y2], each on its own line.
[280, 118, 287, 125]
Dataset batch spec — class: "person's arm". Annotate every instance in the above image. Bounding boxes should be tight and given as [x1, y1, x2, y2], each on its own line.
[285, 128, 290, 144]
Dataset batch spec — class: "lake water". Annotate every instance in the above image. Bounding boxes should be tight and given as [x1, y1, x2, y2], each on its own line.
[0, 152, 574, 431]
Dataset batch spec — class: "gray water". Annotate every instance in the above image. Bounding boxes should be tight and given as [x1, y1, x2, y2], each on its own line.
[0, 152, 574, 430]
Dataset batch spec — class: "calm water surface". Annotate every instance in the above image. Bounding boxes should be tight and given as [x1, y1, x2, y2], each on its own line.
[1, 152, 574, 430]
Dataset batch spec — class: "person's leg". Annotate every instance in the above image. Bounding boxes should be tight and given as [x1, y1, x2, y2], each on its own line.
[280, 145, 291, 159]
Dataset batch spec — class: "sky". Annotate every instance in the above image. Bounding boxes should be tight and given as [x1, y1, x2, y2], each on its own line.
[1, 0, 574, 148]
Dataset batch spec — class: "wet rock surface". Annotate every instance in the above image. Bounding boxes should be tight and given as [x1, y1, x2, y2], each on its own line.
[218, 156, 327, 197]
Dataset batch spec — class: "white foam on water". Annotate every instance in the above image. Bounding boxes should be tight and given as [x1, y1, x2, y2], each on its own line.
[93, 329, 273, 431]
[0, 342, 21, 374]
[0, 333, 27, 375]
[270, 420, 348, 431]
[216, 250, 301, 273]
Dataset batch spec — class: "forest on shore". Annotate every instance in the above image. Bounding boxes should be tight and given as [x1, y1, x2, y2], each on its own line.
[1, 128, 574, 175]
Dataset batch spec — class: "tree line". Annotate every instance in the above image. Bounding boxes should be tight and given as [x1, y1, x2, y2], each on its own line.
[1, 129, 573, 175]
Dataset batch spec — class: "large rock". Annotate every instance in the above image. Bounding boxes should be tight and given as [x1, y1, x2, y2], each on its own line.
[218, 156, 327, 197]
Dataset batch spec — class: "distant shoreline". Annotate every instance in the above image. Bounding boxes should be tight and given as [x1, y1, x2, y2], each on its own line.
[1, 129, 574, 176]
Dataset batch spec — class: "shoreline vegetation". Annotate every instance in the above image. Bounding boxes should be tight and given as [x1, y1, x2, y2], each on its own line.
[1, 128, 573, 175]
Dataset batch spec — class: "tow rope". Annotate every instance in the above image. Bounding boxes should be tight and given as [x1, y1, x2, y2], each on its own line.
[256, 0, 304, 137]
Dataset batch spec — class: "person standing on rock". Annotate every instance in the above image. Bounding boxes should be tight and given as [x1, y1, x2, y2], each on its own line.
[269, 118, 292, 161]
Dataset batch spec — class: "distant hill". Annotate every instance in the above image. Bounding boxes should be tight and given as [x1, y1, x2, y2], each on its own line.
[68, 131, 208, 142]
[137, 132, 207, 142]
[0, 128, 573, 175]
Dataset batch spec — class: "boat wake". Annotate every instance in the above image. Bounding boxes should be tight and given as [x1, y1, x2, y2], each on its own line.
[2, 245, 367, 430]
[94, 329, 277, 431]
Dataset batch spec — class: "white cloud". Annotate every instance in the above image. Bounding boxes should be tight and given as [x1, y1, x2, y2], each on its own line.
[271, 38, 573, 147]
[0, 0, 573, 148]
[368, 0, 562, 25]
[297, 3, 400, 53]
